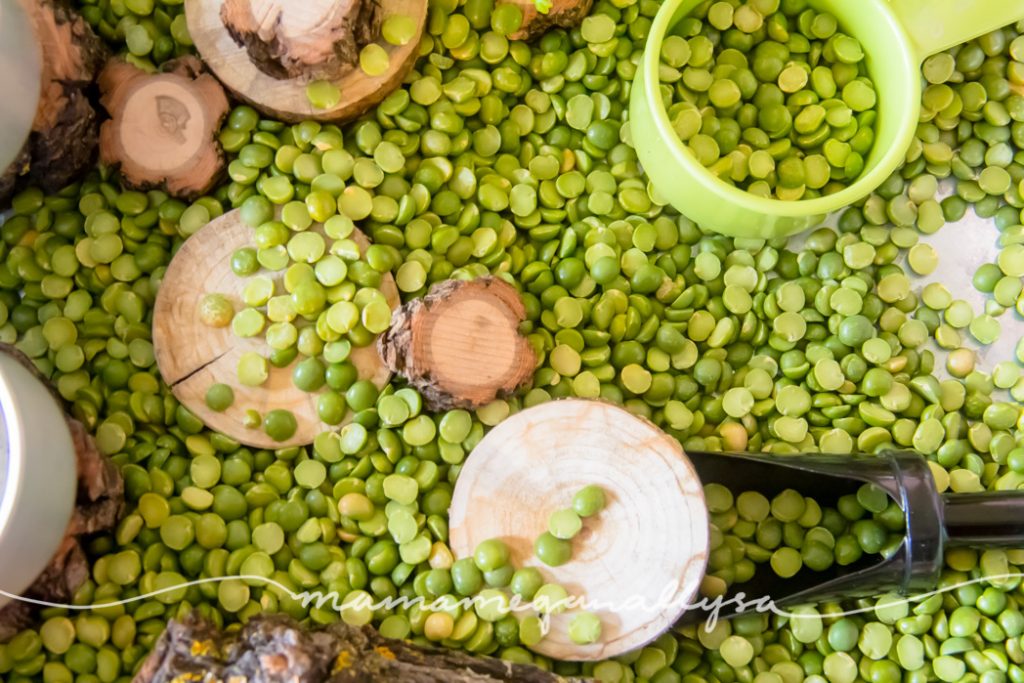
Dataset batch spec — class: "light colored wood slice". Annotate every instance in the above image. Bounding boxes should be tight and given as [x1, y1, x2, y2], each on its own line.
[448, 399, 709, 661]
[152, 209, 399, 448]
[98, 56, 229, 199]
[377, 277, 536, 411]
[507, 0, 594, 41]
[185, 0, 427, 123]
[220, 0, 380, 81]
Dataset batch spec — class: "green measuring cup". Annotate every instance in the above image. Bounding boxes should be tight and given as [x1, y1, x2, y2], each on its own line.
[629, 0, 1024, 240]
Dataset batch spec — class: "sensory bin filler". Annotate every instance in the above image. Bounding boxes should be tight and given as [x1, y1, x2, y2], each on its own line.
[1, 0, 1024, 681]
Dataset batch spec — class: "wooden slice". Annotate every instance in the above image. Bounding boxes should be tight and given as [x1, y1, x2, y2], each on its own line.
[220, 0, 380, 81]
[508, 0, 594, 41]
[185, 0, 427, 123]
[377, 277, 536, 411]
[448, 399, 709, 661]
[152, 209, 399, 448]
[1, 0, 107, 202]
[98, 57, 229, 199]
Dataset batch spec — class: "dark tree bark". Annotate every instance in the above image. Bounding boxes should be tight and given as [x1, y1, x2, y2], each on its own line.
[135, 614, 591, 683]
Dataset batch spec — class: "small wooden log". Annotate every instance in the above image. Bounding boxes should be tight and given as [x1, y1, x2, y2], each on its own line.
[448, 399, 709, 661]
[220, 0, 381, 81]
[377, 277, 536, 411]
[508, 0, 594, 41]
[185, 0, 427, 123]
[152, 209, 399, 449]
[0, 0, 107, 202]
[135, 613, 589, 683]
[98, 56, 230, 199]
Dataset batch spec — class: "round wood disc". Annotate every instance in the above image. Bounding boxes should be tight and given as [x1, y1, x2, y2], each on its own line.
[120, 80, 208, 170]
[377, 277, 536, 411]
[448, 399, 709, 661]
[98, 58, 229, 198]
[153, 209, 399, 448]
[184, 0, 427, 123]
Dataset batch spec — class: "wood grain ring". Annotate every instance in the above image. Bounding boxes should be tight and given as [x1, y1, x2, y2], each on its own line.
[153, 208, 398, 448]
[449, 399, 709, 661]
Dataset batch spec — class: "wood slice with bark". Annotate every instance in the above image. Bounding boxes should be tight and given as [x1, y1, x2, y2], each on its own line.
[448, 399, 709, 661]
[185, 0, 427, 123]
[220, 0, 381, 81]
[0, 0, 107, 203]
[135, 613, 590, 683]
[0, 345, 123, 642]
[377, 277, 536, 411]
[98, 56, 230, 199]
[508, 0, 594, 41]
[152, 208, 399, 448]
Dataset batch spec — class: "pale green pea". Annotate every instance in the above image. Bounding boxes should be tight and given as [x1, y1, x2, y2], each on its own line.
[548, 509, 582, 539]
[237, 352, 269, 386]
[789, 606, 823, 644]
[945, 300, 974, 328]
[934, 656, 967, 682]
[382, 15, 417, 45]
[723, 387, 754, 417]
[908, 243, 938, 275]
[969, 315, 1001, 345]
[568, 612, 602, 644]
[550, 344, 582, 376]
[306, 80, 341, 109]
[519, 616, 545, 647]
[858, 622, 893, 660]
[922, 283, 952, 310]
[383, 474, 419, 505]
[823, 652, 858, 683]
[359, 44, 390, 77]
[621, 364, 652, 394]
[897, 634, 925, 670]
[720, 635, 754, 667]
[533, 583, 570, 614]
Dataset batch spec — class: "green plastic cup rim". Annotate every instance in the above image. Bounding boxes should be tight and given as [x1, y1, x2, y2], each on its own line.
[637, 0, 921, 223]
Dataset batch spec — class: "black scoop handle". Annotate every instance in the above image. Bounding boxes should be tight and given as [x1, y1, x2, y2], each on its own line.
[683, 449, 1024, 617]
[942, 492, 1024, 547]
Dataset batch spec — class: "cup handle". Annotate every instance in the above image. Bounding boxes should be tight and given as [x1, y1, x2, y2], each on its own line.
[890, 0, 1024, 62]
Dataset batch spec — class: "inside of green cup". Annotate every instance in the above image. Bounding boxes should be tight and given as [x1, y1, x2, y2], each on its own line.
[813, 0, 920, 182]
[655, 0, 921, 209]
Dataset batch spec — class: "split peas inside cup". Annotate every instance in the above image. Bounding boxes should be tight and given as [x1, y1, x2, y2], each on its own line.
[630, 0, 1024, 239]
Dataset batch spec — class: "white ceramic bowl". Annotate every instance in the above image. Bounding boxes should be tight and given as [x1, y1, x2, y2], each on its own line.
[0, 0, 42, 170]
[0, 352, 77, 610]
